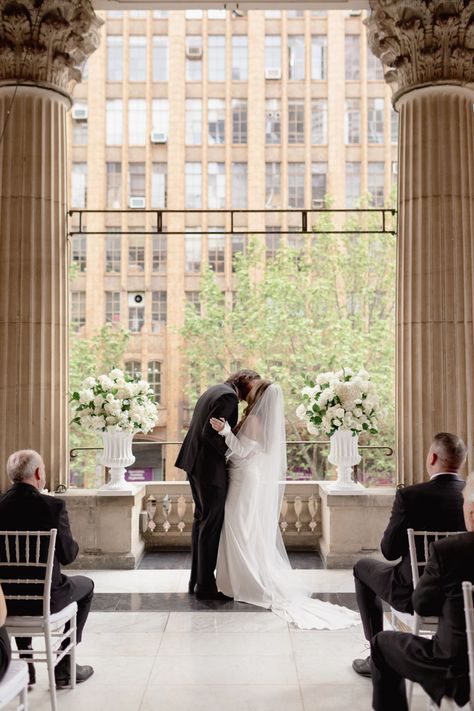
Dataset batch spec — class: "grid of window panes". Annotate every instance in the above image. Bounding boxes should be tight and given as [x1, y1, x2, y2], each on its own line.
[71, 292, 86, 332]
[72, 235, 87, 273]
[152, 233, 167, 273]
[105, 230, 121, 273]
[125, 360, 141, 377]
[232, 100, 247, 144]
[208, 229, 225, 273]
[147, 361, 162, 401]
[105, 291, 121, 324]
[186, 291, 201, 313]
[151, 291, 167, 332]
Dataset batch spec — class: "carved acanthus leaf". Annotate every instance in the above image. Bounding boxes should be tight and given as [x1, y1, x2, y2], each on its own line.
[0, 0, 103, 94]
[366, 0, 474, 94]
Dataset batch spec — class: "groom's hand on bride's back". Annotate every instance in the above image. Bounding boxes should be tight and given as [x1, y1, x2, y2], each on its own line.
[210, 417, 225, 432]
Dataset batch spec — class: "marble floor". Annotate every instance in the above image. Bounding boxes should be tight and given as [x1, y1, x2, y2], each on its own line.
[3, 556, 433, 711]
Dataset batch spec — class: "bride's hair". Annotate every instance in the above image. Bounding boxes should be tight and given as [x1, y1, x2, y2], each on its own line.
[234, 379, 272, 434]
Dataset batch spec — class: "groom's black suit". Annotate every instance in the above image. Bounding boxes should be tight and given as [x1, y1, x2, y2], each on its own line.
[175, 383, 238, 594]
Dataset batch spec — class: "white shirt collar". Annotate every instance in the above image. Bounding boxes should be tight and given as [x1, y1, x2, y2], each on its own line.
[429, 471, 460, 480]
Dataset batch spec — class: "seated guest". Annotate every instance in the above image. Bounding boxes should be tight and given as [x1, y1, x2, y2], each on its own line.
[370, 470, 474, 710]
[0, 584, 11, 683]
[352, 432, 466, 677]
[0, 450, 94, 687]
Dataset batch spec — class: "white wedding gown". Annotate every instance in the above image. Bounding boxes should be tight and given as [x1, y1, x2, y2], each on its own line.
[215, 393, 360, 630]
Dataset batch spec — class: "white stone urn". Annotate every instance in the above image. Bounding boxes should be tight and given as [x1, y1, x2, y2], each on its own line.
[99, 430, 135, 492]
[327, 429, 362, 491]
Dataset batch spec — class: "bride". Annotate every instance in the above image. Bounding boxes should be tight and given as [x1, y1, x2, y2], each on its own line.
[210, 379, 360, 630]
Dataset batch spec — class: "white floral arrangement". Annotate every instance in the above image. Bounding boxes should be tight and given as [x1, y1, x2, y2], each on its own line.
[296, 368, 379, 438]
[70, 368, 159, 433]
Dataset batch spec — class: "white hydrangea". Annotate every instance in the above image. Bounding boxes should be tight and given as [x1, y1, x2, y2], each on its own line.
[79, 389, 94, 405]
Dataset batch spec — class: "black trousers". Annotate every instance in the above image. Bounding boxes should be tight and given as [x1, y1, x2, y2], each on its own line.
[354, 558, 412, 641]
[188, 470, 227, 593]
[0, 626, 11, 682]
[16, 575, 94, 658]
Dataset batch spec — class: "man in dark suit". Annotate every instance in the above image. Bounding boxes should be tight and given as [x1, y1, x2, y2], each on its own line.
[176, 370, 260, 600]
[352, 432, 466, 677]
[370, 471, 474, 710]
[0, 450, 94, 687]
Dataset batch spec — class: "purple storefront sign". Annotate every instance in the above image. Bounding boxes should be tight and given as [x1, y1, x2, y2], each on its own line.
[125, 467, 154, 482]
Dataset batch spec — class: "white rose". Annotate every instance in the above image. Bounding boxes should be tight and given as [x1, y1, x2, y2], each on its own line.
[335, 407, 345, 419]
[307, 421, 319, 436]
[82, 376, 97, 389]
[296, 404, 307, 420]
[332, 418, 342, 427]
[79, 389, 94, 405]
[98, 375, 115, 390]
[109, 368, 124, 379]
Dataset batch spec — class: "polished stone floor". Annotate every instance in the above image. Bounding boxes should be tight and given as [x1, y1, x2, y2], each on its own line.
[3, 555, 433, 711]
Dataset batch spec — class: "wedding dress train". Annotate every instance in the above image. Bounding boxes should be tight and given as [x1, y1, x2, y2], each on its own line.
[215, 384, 360, 630]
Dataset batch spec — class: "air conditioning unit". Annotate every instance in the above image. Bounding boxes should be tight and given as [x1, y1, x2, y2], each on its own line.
[186, 45, 203, 59]
[312, 199, 323, 209]
[274, 111, 281, 120]
[265, 67, 282, 80]
[128, 292, 145, 307]
[129, 196, 146, 208]
[150, 131, 167, 144]
[72, 106, 88, 120]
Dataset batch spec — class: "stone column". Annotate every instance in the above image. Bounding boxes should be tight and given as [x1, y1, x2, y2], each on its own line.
[367, 1, 474, 485]
[0, 1, 102, 491]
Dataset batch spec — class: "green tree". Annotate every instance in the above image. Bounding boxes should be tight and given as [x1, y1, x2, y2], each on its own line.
[181, 207, 396, 484]
[69, 324, 130, 488]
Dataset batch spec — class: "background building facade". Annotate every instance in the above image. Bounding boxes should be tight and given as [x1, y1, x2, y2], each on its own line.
[68, 8, 397, 481]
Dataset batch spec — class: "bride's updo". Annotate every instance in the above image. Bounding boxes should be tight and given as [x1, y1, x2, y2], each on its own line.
[234, 379, 272, 434]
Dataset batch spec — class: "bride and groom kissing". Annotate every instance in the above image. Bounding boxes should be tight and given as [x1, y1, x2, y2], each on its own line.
[175, 369, 359, 629]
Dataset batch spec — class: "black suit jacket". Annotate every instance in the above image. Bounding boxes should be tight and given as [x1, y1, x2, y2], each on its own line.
[380, 474, 465, 610]
[0, 483, 79, 615]
[409, 532, 474, 705]
[175, 383, 239, 486]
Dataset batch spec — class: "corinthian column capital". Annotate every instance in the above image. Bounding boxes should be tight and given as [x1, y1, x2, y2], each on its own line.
[366, 0, 474, 97]
[0, 0, 103, 95]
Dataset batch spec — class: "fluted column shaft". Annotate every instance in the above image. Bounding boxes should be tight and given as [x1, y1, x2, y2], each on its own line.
[0, 86, 70, 490]
[396, 85, 474, 484]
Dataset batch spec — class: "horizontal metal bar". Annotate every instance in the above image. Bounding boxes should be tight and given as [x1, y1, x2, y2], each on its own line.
[69, 208, 396, 215]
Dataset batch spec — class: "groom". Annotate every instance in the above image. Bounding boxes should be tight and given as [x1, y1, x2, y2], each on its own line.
[176, 369, 260, 600]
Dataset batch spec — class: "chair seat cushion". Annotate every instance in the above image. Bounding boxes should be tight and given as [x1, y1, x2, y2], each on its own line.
[0, 660, 28, 702]
[6, 602, 78, 632]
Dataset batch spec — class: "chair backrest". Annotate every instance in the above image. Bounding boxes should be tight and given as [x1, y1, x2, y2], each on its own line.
[0, 529, 57, 618]
[407, 529, 464, 588]
[462, 581, 474, 708]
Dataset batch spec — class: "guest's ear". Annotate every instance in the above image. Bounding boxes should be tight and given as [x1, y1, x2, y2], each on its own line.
[33, 468, 42, 482]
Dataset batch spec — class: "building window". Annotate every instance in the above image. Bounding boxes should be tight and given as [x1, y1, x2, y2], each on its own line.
[128, 232, 145, 273]
[345, 35, 360, 80]
[311, 99, 327, 144]
[186, 291, 201, 313]
[368, 162, 385, 207]
[208, 36, 226, 81]
[311, 162, 327, 209]
[106, 162, 122, 209]
[288, 163, 305, 208]
[186, 36, 202, 81]
[288, 36, 305, 80]
[232, 99, 247, 144]
[265, 228, 281, 261]
[367, 49, 384, 80]
[71, 163, 87, 208]
[107, 10, 123, 18]
[151, 99, 169, 136]
[128, 99, 147, 145]
[186, 9, 202, 18]
[125, 360, 141, 377]
[185, 163, 202, 208]
[130, 10, 146, 18]
[151, 291, 167, 331]
[185, 99, 202, 145]
[152, 36, 168, 81]
[106, 99, 123, 145]
[128, 163, 146, 201]
[288, 229, 304, 251]
[391, 161, 398, 189]
[288, 100, 305, 144]
[208, 162, 226, 209]
[232, 36, 248, 80]
[344, 98, 360, 144]
[71, 292, 86, 332]
[208, 9, 226, 18]
[391, 109, 399, 144]
[231, 234, 246, 272]
[107, 35, 123, 81]
[152, 233, 167, 273]
[265, 162, 281, 208]
[311, 36, 327, 80]
[105, 231, 121, 273]
[265, 99, 281, 144]
[345, 161, 361, 208]
[265, 10, 281, 18]
[288, 10, 304, 17]
[72, 235, 87, 273]
[147, 361, 162, 401]
[208, 99, 225, 144]
[105, 291, 121, 324]
[185, 230, 201, 272]
[208, 230, 225, 273]
[151, 163, 167, 208]
[232, 162, 247, 209]
[129, 36, 147, 81]
[153, 10, 168, 18]
[367, 98, 384, 144]
[72, 101, 88, 145]
[128, 300, 145, 333]
[265, 36, 281, 74]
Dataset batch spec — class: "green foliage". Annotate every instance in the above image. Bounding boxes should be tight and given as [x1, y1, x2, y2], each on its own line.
[181, 206, 396, 484]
